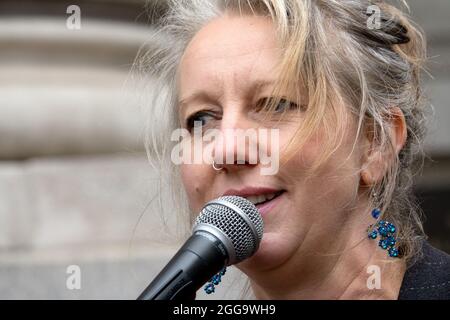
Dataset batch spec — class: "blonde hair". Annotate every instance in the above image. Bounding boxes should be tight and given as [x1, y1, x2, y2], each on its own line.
[135, 0, 429, 271]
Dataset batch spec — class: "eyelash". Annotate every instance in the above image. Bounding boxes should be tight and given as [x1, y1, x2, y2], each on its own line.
[256, 97, 304, 113]
[185, 110, 219, 131]
[184, 97, 304, 130]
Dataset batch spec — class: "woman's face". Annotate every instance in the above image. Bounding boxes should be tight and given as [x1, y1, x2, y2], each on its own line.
[177, 14, 367, 273]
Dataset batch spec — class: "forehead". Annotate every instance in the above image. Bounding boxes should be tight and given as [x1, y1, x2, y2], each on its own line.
[178, 14, 281, 97]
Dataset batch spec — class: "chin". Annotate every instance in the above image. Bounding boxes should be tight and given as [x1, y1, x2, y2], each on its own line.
[237, 232, 293, 273]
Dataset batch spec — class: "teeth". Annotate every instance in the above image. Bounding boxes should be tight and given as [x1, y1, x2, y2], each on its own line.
[245, 193, 278, 205]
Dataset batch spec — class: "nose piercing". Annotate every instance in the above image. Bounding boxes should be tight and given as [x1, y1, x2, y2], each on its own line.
[212, 160, 223, 171]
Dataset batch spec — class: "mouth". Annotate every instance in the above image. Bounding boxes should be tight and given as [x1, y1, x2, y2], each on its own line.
[243, 190, 285, 207]
[222, 187, 286, 215]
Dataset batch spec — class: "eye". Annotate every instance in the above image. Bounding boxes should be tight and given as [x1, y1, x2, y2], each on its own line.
[185, 110, 218, 131]
[256, 97, 305, 113]
[274, 98, 299, 112]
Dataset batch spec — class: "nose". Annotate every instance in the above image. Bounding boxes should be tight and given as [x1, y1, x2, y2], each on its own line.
[212, 110, 260, 173]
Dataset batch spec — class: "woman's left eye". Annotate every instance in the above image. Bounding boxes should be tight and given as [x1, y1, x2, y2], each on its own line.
[274, 98, 299, 112]
[256, 97, 303, 113]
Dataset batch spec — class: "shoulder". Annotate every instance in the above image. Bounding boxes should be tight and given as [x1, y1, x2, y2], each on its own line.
[398, 241, 450, 300]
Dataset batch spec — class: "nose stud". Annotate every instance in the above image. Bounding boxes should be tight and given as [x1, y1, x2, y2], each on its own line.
[212, 160, 223, 171]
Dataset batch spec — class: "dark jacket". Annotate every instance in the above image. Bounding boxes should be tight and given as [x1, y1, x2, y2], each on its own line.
[398, 241, 450, 299]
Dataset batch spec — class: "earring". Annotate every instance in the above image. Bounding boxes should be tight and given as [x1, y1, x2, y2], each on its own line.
[367, 194, 400, 258]
[212, 160, 223, 171]
[203, 267, 227, 294]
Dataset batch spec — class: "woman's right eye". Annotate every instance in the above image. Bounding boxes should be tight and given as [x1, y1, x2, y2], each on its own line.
[185, 111, 217, 131]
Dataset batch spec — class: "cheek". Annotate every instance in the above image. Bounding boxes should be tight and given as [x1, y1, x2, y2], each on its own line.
[279, 115, 363, 180]
[280, 130, 362, 209]
[278, 130, 322, 175]
[180, 164, 212, 213]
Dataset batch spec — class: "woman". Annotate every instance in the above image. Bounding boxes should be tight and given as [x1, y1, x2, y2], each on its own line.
[137, 0, 450, 299]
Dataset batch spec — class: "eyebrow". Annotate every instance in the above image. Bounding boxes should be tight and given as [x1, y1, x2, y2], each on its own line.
[178, 91, 216, 110]
[178, 79, 278, 109]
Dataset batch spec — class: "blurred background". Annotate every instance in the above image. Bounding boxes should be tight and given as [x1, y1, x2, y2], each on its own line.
[0, 0, 448, 299]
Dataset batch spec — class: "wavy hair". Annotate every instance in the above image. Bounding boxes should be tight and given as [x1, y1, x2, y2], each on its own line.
[134, 0, 430, 274]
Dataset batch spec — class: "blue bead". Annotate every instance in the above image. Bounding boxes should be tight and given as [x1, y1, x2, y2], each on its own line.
[371, 208, 381, 219]
[204, 283, 215, 294]
[388, 247, 399, 258]
[377, 220, 387, 228]
[378, 225, 388, 237]
[386, 236, 396, 246]
[220, 267, 227, 275]
[387, 223, 396, 233]
[211, 274, 221, 285]
[368, 230, 378, 239]
[379, 239, 388, 250]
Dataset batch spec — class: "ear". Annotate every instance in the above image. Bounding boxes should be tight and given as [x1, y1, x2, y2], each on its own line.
[361, 107, 407, 186]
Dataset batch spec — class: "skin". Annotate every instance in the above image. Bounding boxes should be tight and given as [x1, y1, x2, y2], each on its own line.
[177, 13, 407, 299]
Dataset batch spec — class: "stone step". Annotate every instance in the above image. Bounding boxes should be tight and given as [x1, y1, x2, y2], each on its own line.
[0, 17, 152, 159]
[0, 153, 182, 251]
[0, 243, 247, 300]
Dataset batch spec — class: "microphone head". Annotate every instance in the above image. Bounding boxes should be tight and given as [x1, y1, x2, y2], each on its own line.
[193, 195, 264, 265]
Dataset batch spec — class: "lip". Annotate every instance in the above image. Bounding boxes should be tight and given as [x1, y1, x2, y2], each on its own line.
[255, 191, 285, 216]
[221, 186, 285, 216]
[222, 186, 282, 198]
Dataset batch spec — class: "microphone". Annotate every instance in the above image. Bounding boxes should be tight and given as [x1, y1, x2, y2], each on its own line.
[137, 195, 264, 300]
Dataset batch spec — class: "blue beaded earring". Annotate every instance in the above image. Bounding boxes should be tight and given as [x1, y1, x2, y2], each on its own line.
[204, 267, 227, 294]
[367, 195, 400, 258]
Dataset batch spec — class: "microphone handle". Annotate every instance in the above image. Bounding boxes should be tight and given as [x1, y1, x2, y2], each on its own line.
[137, 232, 228, 300]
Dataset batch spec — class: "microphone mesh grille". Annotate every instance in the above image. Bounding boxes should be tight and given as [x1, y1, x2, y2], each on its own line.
[195, 196, 264, 263]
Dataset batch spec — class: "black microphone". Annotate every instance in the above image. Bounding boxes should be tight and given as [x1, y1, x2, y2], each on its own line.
[137, 195, 264, 300]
